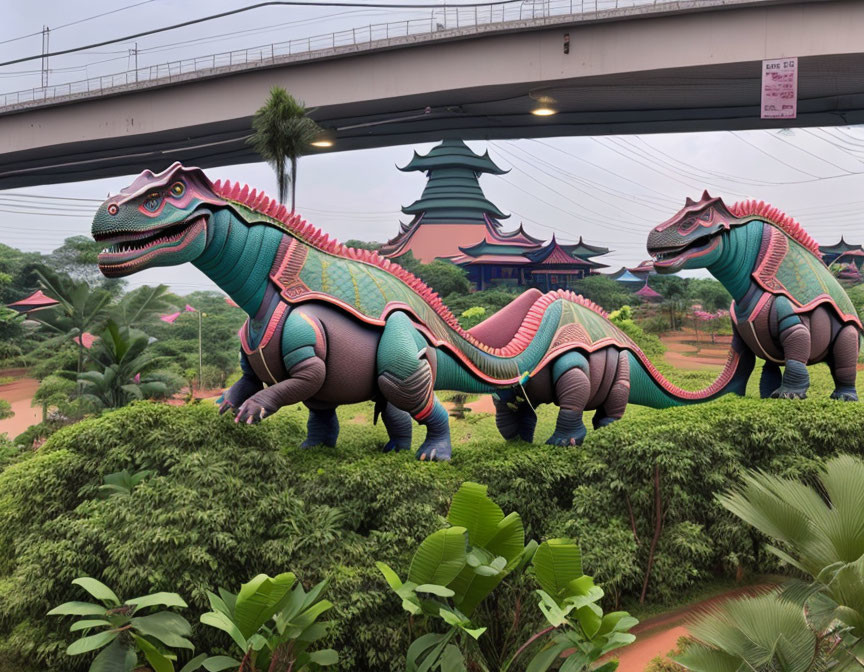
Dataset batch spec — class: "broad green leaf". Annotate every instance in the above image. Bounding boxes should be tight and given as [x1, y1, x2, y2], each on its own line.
[200, 611, 248, 651]
[415, 584, 455, 597]
[440, 644, 467, 672]
[48, 601, 106, 616]
[408, 527, 468, 587]
[132, 612, 194, 649]
[70, 619, 111, 632]
[72, 578, 120, 606]
[202, 655, 243, 672]
[525, 641, 570, 672]
[536, 590, 570, 627]
[447, 482, 504, 547]
[206, 590, 232, 617]
[533, 539, 583, 602]
[597, 612, 638, 636]
[376, 561, 403, 592]
[133, 634, 174, 672]
[576, 604, 602, 639]
[308, 649, 339, 665]
[234, 572, 296, 639]
[126, 592, 188, 612]
[90, 637, 137, 672]
[592, 662, 619, 672]
[66, 630, 118, 655]
[407, 631, 453, 672]
[179, 653, 209, 672]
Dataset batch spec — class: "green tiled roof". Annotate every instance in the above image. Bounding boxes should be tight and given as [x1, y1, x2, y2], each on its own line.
[400, 140, 509, 224]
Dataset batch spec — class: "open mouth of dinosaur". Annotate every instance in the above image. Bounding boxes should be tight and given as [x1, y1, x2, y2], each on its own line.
[650, 234, 719, 271]
[95, 215, 207, 276]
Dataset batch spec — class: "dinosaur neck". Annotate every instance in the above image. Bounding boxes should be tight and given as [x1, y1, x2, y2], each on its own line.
[706, 222, 763, 303]
[192, 208, 285, 317]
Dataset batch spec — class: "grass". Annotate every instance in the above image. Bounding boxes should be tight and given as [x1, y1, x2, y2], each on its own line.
[0, 376, 15, 386]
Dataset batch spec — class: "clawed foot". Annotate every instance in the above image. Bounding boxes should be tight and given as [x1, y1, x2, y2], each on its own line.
[769, 386, 808, 400]
[382, 439, 411, 453]
[830, 387, 858, 402]
[233, 395, 276, 424]
[300, 438, 337, 449]
[415, 440, 452, 462]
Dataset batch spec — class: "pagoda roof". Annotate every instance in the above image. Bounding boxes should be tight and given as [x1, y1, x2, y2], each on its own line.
[399, 140, 509, 224]
[635, 283, 663, 300]
[459, 241, 540, 257]
[820, 237, 863, 255]
[496, 223, 545, 246]
[454, 253, 533, 266]
[836, 249, 864, 258]
[526, 236, 594, 266]
[560, 237, 611, 259]
[615, 270, 645, 284]
[7, 289, 59, 313]
[399, 139, 507, 175]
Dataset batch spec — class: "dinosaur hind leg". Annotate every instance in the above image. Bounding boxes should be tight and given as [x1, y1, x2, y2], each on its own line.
[547, 366, 590, 447]
[492, 388, 537, 442]
[759, 362, 782, 399]
[301, 404, 340, 448]
[377, 312, 451, 461]
[380, 402, 413, 452]
[829, 325, 859, 401]
[592, 350, 630, 429]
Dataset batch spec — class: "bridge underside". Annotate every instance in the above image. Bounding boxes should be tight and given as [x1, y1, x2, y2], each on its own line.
[1, 0, 863, 188]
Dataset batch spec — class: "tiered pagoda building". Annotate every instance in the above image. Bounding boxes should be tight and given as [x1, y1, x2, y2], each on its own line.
[820, 237, 864, 268]
[379, 140, 610, 290]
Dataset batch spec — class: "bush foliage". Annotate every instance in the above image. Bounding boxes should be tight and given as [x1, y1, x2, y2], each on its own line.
[0, 392, 861, 671]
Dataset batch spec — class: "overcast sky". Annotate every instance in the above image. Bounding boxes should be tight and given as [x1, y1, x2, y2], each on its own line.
[2, 1, 864, 294]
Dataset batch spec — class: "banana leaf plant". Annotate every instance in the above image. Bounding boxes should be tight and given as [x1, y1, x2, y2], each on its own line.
[508, 539, 637, 672]
[377, 482, 536, 672]
[48, 577, 205, 672]
[199, 572, 338, 671]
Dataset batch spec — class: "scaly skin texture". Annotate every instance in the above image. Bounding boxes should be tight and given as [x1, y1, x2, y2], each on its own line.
[647, 191, 861, 401]
[92, 164, 753, 461]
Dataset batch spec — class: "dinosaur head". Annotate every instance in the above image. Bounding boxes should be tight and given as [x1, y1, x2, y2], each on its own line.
[92, 162, 226, 277]
[646, 191, 742, 274]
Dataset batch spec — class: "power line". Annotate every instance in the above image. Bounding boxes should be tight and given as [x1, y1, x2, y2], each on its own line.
[0, 0, 517, 68]
[0, 0, 158, 47]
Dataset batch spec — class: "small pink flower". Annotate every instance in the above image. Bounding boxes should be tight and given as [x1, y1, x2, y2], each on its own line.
[160, 312, 181, 324]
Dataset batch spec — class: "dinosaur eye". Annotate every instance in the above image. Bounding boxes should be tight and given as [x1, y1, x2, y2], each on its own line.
[700, 210, 712, 221]
[107, 204, 118, 216]
[143, 192, 161, 212]
[170, 182, 185, 197]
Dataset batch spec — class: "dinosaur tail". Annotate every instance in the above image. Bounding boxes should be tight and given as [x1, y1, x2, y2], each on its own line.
[626, 344, 753, 409]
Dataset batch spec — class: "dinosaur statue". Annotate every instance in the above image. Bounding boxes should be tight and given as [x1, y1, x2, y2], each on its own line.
[92, 163, 754, 461]
[647, 192, 861, 401]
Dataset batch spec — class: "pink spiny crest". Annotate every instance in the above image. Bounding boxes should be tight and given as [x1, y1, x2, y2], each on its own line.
[729, 199, 821, 256]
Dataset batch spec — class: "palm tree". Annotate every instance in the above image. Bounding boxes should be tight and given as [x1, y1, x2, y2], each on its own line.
[34, 267, 112, 382]
[78, 320, 167, 409]
[248, 87, 323, 213]
[675, 455, 864, 670]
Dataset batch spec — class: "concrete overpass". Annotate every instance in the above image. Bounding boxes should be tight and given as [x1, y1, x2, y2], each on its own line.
[1, 0, 863, 188]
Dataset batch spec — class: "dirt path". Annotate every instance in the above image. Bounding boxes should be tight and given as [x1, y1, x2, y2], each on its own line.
[611, 584, 771, 669]
[0, 373, 40, 439]
[660, 328, 731, 371]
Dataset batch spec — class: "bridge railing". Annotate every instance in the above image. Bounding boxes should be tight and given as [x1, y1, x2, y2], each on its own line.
[0, 0, 755, 110]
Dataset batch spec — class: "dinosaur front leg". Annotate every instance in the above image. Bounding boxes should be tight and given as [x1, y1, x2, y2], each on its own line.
[302, 403, 340, 447]
[234, 357, 326, 424]
[771, 297, 810, 399]
[492, 388, 537, 442]
[218, 351, 264, 415]
[377, 312, 450, 461]
[829, 324, 859, 401]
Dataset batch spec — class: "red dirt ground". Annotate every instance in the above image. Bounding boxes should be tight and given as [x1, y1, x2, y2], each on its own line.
[660, 328, 731, 370]
[0, 370, 40, 439]
[610, 584, 772, 670]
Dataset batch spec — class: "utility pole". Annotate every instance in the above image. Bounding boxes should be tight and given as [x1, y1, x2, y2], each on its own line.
[41, 26, 50, 88]
[129, 42, 139, 82]
[198, 309, 203, 393]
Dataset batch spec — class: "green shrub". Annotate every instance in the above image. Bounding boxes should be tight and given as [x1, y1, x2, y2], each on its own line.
[0, 393, 860, 671]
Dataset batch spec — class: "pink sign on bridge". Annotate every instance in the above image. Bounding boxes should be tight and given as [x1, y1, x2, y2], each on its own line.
[761, 57, 798, 120]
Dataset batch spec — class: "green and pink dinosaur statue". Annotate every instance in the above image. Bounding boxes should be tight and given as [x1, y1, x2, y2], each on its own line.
[90, 164, 859, 461]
